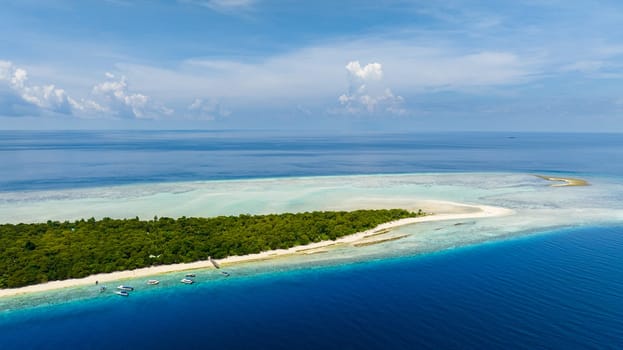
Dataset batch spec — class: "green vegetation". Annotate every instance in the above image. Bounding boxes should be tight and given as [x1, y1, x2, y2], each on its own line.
[0, 209, 421, 288]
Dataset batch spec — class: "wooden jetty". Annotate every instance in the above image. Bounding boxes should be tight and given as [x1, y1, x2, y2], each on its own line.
[208, 256, 221, 269]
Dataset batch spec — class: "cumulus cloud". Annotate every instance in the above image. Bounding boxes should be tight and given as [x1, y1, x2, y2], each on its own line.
[345, 61, 383, 81]
[186, 98, 230, 120]
[97, 40, 538, 117]
[0, 61, 174, 119]
[0, 60, 74, 115]
[90, 73, 171, 119]
[338, 60, 406, 115]
[65, 73, 175, 119]
[2, 38, 539, 120]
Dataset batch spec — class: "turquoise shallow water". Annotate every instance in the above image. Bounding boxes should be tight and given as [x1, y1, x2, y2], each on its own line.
[1, 131, 623, 349]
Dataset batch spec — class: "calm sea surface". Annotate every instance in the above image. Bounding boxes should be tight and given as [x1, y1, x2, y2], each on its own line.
[0, 131, 622, 349]
[1, 130, 622, 191]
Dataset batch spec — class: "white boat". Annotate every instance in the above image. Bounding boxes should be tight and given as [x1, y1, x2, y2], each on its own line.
[115, 290, 129, 297]
[181, 278, 194, 284]
[146, 279, 160, 285]
[117, 285, 134, 291]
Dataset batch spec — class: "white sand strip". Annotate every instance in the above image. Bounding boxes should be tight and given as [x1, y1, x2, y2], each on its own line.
[535, 175, 589, 187]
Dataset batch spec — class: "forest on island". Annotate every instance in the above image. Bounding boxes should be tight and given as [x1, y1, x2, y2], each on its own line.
[0, 209, 421, 288]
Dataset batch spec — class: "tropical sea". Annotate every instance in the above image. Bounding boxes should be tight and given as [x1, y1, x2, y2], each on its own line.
[0, 130, 622, 349]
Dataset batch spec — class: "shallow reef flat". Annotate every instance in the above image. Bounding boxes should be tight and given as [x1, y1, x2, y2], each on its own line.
[1, 173, 623, 307]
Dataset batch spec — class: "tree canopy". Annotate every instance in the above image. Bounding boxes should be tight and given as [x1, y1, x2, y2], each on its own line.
[0, 209, 421, 288]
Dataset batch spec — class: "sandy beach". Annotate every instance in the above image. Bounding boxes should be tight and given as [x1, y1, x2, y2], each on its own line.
[0, 201, 513, 298]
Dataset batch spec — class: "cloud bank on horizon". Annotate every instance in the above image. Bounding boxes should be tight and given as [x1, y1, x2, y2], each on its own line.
[1, 0, 622, 131]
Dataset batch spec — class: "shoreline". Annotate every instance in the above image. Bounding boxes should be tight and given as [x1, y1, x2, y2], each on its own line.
[0, 202, 513, 298]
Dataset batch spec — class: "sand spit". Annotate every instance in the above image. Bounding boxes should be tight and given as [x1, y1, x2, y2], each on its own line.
[536, 175, 589, 187]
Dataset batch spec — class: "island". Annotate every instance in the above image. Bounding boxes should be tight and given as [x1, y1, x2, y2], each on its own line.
[0, 209, 422, 289]
[0, 201, 514, 298]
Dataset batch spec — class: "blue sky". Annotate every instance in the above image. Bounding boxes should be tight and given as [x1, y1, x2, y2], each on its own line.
[1, 0, 622, 131]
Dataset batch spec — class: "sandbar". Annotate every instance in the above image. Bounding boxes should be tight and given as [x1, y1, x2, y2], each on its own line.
[536, 175, 589, 187]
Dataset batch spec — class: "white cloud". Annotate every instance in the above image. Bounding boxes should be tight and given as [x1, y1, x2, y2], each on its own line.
[67, 97, 106, 113]
[338, 61, 406, 115]
[92, 74, 144, 117]
[115, 40, 537, 107]
[1, 39, 540, 119]
[0, 60, 73, 115]
[90, 73, 174, 119]
[345, 61, 383, 81]
[186, 98, 230, 120]
[0, 61, 174, 119]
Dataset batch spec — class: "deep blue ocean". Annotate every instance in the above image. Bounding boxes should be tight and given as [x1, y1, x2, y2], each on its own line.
[1, 130, 622, 191]
[1, 131, 622, 349]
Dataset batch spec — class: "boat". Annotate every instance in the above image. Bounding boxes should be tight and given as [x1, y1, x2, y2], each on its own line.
[185, 273, 196, 277]
[146, 279, 160, 285]
[99, 286, 107, 292]
[117, 285, 134, 291]
[221, 271, 230, 277]
[181, 278, 194, 284]
[114, 290, 129, 297]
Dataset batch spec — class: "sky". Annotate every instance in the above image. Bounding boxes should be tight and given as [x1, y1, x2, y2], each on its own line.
[0, 0, 622, 131]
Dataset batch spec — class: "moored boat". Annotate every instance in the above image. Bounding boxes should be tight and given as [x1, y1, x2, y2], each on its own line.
[146, 279, 160, 285]
[221, 271, 230, 277]
[114, 290, 129, 297]
[185, 273, 196, 277]
[181, 278, 194, 284]
[117, 285, 134, 291]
